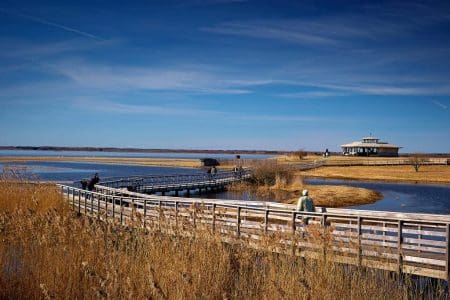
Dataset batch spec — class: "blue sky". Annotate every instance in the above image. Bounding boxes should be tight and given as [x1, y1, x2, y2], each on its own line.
[0, 0, 449, 152]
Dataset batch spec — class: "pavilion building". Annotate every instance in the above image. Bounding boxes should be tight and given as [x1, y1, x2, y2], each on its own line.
[341, 137, 401, 157]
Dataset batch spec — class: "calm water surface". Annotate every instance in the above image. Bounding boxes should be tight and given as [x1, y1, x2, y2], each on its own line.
[305, 178, 450, 214]
[0, 161, 202, 182]
[0, 150, 273, 160]
[2, 160, 449, 214]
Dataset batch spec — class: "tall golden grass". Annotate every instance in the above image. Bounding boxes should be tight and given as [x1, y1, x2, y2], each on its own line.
[228, 161, 382, 207]
[0, 175, 446, 299]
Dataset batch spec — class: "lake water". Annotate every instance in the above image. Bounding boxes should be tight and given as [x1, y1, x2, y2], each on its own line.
[0, 161, 202, 183]
[0, 149, 273, 160]
[305, 178, 450, 215]
[2, 160, 449, 214]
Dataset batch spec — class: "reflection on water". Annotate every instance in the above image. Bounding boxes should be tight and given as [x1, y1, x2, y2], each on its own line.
[305, 178, 450, 214]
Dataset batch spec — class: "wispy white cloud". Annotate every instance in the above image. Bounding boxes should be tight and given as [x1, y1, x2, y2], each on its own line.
[309, 82, 450, 96]
[203, 20, 341, 46]
[0, 8, 102, 40]
[203, 2, 450, 48]
[432, 100, 448, 110]
[74, 98, 329, 123]
[75, 98, 216, 116]
[202, 15, 416, 48]
[280, 91, 349, 98]
[178, 0, 247, 7]
[51, 61, 253, 95]
[0, 38, 112, 59]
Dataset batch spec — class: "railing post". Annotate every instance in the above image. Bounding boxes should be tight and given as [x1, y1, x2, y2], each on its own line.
[159, 200, 162, 231]
[264, 210, 269, 233]
[105, 194, 108, 221]
[76, 189, 79, 211]
[322, 214, 328, 259]
[131, 198, 135, 222]
[292, 212, 296, 234]
[357, 216, 362, 266]
[397, 220, 403, 275]
[78, 191, 82, 214]
[97, 193, 101, 219]
[192, 202, 196, 228]
[91, 192, 94, 217]
[212, 203, 216, 233]
[143, 199, 147, 228]
[112, 196, 115, 219]
[446, 223, 450, 280]
[120, 197, 123, 225]
[237, 207, 241, 237]
[175, 201, 179, 230]
[84, 192, 88, 215]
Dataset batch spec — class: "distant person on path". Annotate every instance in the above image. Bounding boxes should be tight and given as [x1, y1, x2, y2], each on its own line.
[211, 166, 218, 179]
[87, 173, 100, 191]
[238, 166, 244, 179]
[80, 179, 88, 190]
[233, 166, 239, 178]
[297, 189, 316, 225]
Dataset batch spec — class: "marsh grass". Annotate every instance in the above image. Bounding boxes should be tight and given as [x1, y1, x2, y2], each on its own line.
[0, 175, 446, 299]
[228, 161, 382, 207]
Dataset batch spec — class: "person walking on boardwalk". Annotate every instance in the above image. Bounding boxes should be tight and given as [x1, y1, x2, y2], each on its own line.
[211, 166, 218, 180]
[87, 173, 100, 191]
[297, 189, 315, 225]
[206, 167, 212, 180]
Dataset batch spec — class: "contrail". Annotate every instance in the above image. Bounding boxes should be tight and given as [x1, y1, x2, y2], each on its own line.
[432, 100, 448, 110]
[0, 7, 102, 41]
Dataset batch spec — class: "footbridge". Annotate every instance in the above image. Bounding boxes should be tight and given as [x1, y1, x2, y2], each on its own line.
[61, 170, 450, 281]
[96, 170, 251, 196]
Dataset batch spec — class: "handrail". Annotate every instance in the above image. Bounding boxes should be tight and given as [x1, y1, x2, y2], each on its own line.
[94, 170, 252, 192]
[58, 183, 450, 280]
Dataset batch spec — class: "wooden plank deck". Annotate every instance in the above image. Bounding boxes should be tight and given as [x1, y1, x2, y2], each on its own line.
[97, 170, 251, 194]
[60, 184, 450, 280]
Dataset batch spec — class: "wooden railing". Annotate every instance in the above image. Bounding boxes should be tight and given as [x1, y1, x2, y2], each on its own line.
[323, 158, 449, 167]
[96, 170, 252, 191]
[59, 184, 450, 280]
[288, 160, 325, 171]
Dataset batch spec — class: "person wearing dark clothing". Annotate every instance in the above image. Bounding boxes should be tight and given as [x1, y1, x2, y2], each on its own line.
[233, 166, 239, 178]
[80, 180, 88, 190]
[87, 173, 100, 191]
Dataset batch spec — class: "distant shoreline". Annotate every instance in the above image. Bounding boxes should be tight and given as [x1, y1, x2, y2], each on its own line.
[0, 146, 283, 155]
[1, 146, 449, 157]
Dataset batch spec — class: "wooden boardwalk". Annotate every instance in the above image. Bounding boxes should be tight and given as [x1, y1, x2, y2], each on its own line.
[98, 170, 251, 195]
[60, 172, 450, 281]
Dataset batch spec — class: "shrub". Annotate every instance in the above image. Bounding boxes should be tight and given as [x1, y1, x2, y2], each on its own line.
[248, 160, 293, 187]
[409, 155, 426, 172]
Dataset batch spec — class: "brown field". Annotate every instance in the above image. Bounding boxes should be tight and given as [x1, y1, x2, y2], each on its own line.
[279, 181, 382, 208]
[298, 165, 450, 185]
[265, 176, 382, 208]
[0, 178, 444, 299]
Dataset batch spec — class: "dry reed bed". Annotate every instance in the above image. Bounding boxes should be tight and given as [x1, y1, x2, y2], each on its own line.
[299, 165, 450, 185]
[229, 160, 382, 207]
[0, 179, 446, 299]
